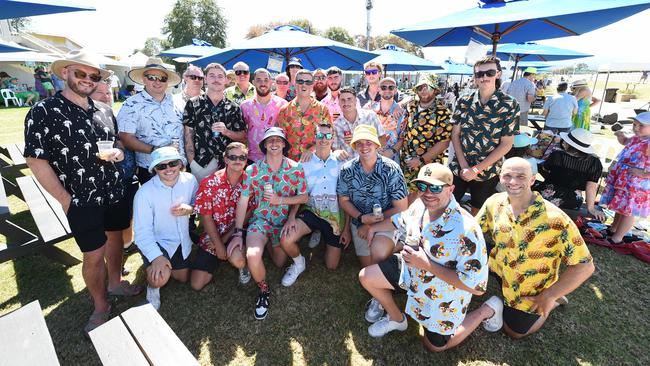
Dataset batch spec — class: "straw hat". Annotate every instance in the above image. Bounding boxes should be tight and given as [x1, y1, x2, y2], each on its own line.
[559, 128, 595, 154]
[51, 49, 111, 80]
[412, 163, 453, 186]
[571, 79, 589, 88]
[350, 125, 381, 150]
[128, 57, 181, 86]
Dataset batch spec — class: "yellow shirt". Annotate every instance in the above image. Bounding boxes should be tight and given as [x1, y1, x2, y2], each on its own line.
[477, 192, 592, 312]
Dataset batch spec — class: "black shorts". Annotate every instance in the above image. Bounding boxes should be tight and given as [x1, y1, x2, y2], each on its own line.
[142, 244, 189, 270]
[192, 247, 219, 273]
[424, 328, 451, 347]
[297, 209, 342, 248]
[66, 200, 131, 253]
[503, 305, 541, 335]
[452, 174, 499, 210]
[136, 166, 153, 185]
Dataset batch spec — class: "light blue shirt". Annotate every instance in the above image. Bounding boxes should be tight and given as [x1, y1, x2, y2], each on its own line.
[543, 92, 578, 129]
[133, 172, 198, 263]
[302, 152, 345, 234]
[507, 77, 536, 112]
[117, 90, 185, 169]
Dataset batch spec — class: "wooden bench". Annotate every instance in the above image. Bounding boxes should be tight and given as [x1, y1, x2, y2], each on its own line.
[90, 304, 199, 366]
[0, 300, 60, 366]
[0, 174, 80, 266]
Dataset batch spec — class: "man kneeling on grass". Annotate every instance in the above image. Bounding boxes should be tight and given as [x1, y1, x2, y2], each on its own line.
[475, 157, 594, 338]
[134, 147, 198, 310]
[190, 142, 256, 290]
[359, 163, 489, 352]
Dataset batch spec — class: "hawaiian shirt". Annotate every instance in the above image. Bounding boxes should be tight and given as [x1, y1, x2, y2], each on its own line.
[449, 90, 519, 181]
[477, 192, 593, 312]
[332, 108, 386, 161]
[277, 98, 332, 161]
[182, 94, 246, 168]
[240, 95, 289, 162]
[302, 153, 345, 235]
[241, 157, 307, 245]
[224, 83, 255, 106]
[117, 90, 184, 169]
[194, 169, 255, 256]
[392, 197, 488, 335]
[24, 92, 125, 207]
[401, 101, 453, 191]
[357, 87, 401, 108]
[321, 92, 342, 120]
[369, 100, 406, 158]
[337, 156, 407, 227]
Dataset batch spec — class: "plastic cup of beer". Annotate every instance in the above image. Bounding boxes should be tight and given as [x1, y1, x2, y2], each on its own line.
[264, 183, 273, 197]
[97, 141, 114, 160]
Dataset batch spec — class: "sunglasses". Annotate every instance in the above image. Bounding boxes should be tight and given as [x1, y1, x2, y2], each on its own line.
[276, 80, 289, 85]
[73, 69, 103, 82]
[316, 132, 333, 140]
[295, 79, 314, 85]
[187, 75, 204, 81]
[235, 70, 250, 76]
[364, 69, 379, 75]
[226, 154, 247, 161]
[144, 74, 169, 83]
[474, 69, 498, 78]
[154, 160, 181, 171]
[416, 85, 430, 93]
[313, 76, 326, 81]
[380, 85, 396, 91]
[415, 181, 447, 194]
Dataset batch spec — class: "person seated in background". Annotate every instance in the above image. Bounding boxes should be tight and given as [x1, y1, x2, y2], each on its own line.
[543, 82, 578, 134]
[533, 128, 605, 221]
[6, 77, 39, 105]
[0, 71, 11, 87]
[34, 66, 55, 97]
[134, 147, 198, 310]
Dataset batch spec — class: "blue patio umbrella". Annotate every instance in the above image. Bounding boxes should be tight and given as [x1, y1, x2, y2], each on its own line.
[192, 25, 377, 71]
[391, 0, 650, 54]
[369, 44, 443, 72]
[159, 39, 221, 59]
[433, 61, 474, 76]
[0, 0, 95, 20]
[0, 40, 33, 53]
[490, 42, 591, 79]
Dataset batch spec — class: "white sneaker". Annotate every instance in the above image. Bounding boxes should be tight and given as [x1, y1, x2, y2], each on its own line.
[146, 286, 161, 311]
[308, 231, 321, 248]
[482, 296, 504, 332]
[365, 298, 385, 323]
[368, 314, 408, 338]
[281, 257, 306, 287]
[239, 267, 251, 285]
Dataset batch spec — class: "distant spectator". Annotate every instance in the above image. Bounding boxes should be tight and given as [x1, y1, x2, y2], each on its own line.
[543, 82, 578, 134]
[108, 72, 121, 101]
[506, 67, 536, 127]
[34, 66, 55, 97]
[51, 72, 66, 91]
[570, 80, 599, 130]
[6, 77, 39, 105]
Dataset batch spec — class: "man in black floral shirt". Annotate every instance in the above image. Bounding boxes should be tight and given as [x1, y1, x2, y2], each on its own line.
[183, 62, 246, 183]
[24, 51, 142, 335]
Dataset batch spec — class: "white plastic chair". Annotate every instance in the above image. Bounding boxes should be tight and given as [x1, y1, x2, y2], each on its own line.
[1, 89, 22, 107]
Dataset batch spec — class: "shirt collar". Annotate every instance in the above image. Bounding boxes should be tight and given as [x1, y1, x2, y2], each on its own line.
[142, 89, 170, 104]
[430, 196, 461, 228]
[471, 89, 502, 106]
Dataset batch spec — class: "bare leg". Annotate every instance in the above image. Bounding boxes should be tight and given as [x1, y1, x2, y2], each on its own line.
[359, 265, 402, 321]
[280, 219, 311, 258]
[246, 232, 269, 283]
[104, 230, 124, 290]
[82, 245, 110, 312]
[370, 235, 395, 265]
[503, 303, 560, 339]
[358, 255, 372, 268]
[611, 214, 635, 243]
[190, 270, 213, 291]
[325, 245, 342, 270]
[228, 246, 246, 269]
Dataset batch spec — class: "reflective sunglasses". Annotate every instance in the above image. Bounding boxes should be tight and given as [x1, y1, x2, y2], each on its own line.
[364, 69, 379, 75]
[416, 84, 431, 93]
[276, 80, 289, 85]
[154, 160, 181, 171]
[187, 75, 204, 81]
[415, 181, 447, 194]
[295, 79, 314, 85]
[73, 69, 103, 82]
[235, 70, 250, 76]
[313, 76, 326, 81]
[316, 132, 333, 140]
[380, 85, 396, 91]
[474, 69, 498, 78]
[226, 154, 248, 161]
[144, 74, 168, 83]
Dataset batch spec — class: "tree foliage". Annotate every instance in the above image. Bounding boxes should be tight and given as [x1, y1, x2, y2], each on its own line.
[323, 27, 354, 46]
[9, 17, 31, 33]
[244, 19, 317, 39]
[139, 37, 170, 57]
[162, 0, 227, 48]
[354, 34, 423, 56]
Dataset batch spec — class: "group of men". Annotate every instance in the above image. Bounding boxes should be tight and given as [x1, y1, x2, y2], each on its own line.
[23, 50, 594, 352]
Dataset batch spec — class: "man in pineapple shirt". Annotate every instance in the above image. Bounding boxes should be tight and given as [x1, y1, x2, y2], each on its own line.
[475, 157, 594, 338]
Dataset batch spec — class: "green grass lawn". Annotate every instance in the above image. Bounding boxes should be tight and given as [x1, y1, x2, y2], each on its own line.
[1, 104, 649, 365]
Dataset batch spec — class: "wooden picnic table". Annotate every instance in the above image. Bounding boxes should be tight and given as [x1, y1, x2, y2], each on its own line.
[528, 114, 546, 131]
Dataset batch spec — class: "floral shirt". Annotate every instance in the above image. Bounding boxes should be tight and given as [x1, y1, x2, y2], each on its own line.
[117, 90, 184, 169]
[401, 101, 453, 191]
[302, 153, 345, 235]
[332, 108, 386, 161]
[477, 192, 593, 312]
[369, 100, 406, 160]
[24, 92, 125, 207]
[224, 83, 255, 106]
[321, 92, 342, 120]
[241, 158, 307, 244]
[240, 96, 289, 162]
[449, 90, 519, 181]
[357, 87, 401, 108]
[194, 169, 255, 256]
[277, 98, 332, 161]
[337, 156, 407, 227]
[392, 197, 488, 335]
[182, 95, 246, 168]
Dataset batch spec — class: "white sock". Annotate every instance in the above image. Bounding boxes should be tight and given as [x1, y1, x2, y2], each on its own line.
[146, 286, 160, 300]
[293, 254, 305, 267]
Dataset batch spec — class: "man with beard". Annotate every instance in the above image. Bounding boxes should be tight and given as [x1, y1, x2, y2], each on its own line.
[357, 62, 401, 108]
[368, 77, 406, 163]
[321, 66, 344, 120]
[224, 61, 255, 105]
[173, 65, 205, 111]
[182, 63, 246, 183]
[240, 68, 288, 162]
[312, 68, 329, 101]
[24, 51, 141, 335]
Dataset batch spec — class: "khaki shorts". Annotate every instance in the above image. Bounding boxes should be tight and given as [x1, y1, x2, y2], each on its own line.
[350, 225, 396, 257]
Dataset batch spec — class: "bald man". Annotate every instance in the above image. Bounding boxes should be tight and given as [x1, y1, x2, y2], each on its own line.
[475, 157, 594, 338]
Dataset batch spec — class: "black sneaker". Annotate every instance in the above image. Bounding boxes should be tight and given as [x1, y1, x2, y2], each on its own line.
[255, 292, 270, 320]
